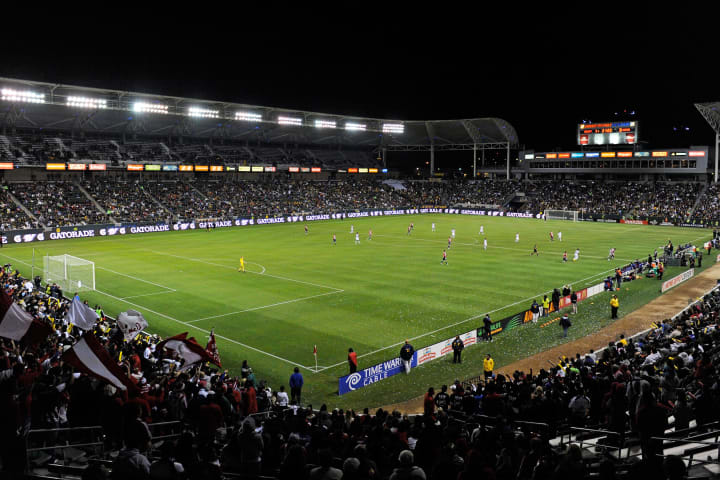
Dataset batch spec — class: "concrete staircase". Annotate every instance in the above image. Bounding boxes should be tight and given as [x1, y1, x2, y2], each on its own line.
[5, 188, 45, 228]
[75, 182, 117, 223]
[688, 183, 709, 219]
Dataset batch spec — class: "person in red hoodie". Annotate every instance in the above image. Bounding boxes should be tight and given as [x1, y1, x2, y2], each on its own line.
[348, 348, 358, 373]
[423, 387, 435, 416]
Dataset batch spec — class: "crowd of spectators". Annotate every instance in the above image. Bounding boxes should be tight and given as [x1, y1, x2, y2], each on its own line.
[82, 180, 170, 223]
[9, 182, 108, 228]
[5, 179, 720, 231]
[1, 188, 39, 231]
[523, 181, 702, 220]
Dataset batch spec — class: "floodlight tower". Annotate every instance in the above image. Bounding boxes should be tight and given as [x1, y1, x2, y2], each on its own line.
[695, 102, 720, 182]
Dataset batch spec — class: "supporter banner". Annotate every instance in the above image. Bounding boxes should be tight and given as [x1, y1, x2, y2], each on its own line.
[661, 269, 695, 293]
[620, 219, 648, 225]
[338, 352, 417, 395]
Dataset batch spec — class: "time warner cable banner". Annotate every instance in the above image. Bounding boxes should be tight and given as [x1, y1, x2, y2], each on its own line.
[338, 353, 417, 395]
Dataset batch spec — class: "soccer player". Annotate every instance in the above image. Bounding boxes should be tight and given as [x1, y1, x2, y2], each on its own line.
[573, 248, 580, 262]
[515, 232, 520, 243]
[332, 234, 336, 245]
[480, 225, 484, 234]
[451, 228, 456, 239]
[432, 222, 436, 232]
[441, 249, 448, 265]
[411, 222, 414, 231]
[368, 229, 373, 240]
[448, 236, 452, 249]
[608, 247, 615, 260]
[483, 237, 488, 250]
[407, 225, 412, 235]
[350, 225, 354, 234]
[304, 225, 308, 235]
[355, 232, 360, 244]
[558, 231, 562, 242]
[549, 231, 554, 242]
[238, 256, 245, 272]
[563, 251, 568, 263]
[532, 244, 539, 256]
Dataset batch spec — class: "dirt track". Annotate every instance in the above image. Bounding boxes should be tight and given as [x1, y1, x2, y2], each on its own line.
[381, 263, 720, 414]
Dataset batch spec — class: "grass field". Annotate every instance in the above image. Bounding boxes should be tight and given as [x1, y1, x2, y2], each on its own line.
[0, 215, 711, 409]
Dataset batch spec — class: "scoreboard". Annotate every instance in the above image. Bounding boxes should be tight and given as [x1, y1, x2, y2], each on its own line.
[577, 121, 638, 146]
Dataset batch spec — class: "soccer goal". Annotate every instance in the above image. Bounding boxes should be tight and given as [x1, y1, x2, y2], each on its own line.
[43, 254, 96, 292]
[545, 210, 579, 222]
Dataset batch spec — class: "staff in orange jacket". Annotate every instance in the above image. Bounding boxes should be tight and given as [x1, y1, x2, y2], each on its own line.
[348, 348, 358, 373]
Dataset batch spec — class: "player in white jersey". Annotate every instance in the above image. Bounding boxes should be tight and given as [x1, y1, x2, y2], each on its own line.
[355, 233, 360, 244]
[432, 222, 436, 232]
[451, 229, 456, 239]
[480, 225, 484, 234]
[515, 233, 519, 243]
[558, 231, 562, 242]
[573, 248, 580, 262]
[483, 238, 488, 250]
[350, 225, 354, 234]
[608, 247, 615, 260]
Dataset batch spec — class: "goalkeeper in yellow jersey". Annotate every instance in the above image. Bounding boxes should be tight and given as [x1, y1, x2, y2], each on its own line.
[238, 256, 245, 272]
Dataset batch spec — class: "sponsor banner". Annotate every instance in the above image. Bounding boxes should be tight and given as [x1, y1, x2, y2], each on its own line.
[67, 163, 87, 171]
[144, 164, 161, 171]
[311, 167, 322, 173]
[89, 164, 107, 171]
[620, 219, 648, 225]
[162, 165, 178, 171]
[210, 166, 224, 172]
[679, 223, 707, 228]
[586, 283, 605, 298]
[0, 162, 14, 170]
[46, 163, 66, 170]
[195, 165, 209, 172]
[289, 167, 299, 173]
[197, 221, 233, 229]
[50, 229, 95, 240]
[339, 353, 417, 395]
[127, 164, 144, 171]
[661, 269, 695, 293]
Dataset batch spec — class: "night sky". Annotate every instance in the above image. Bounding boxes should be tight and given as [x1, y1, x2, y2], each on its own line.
[0, 7, 716, 160]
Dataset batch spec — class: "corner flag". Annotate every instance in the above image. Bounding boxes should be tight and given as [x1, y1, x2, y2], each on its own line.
[313, 344, 317, 371]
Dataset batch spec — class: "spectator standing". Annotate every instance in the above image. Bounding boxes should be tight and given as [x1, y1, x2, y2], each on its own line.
[483, 354, 494, 379]
[552, 288, 560, 312]
[399, 340, 415, 374]
[571, 290, 578, 314]
[347, 348, 358, 373]
[289, 367, 304, 405]
[530, 300, 540, 323]
[610, 295, 619, 319]
[483, 314, 492, 342]
[559, 313, 572, 338]
[451, 336, 464, 363]
[542, 295, 550, 317]
[276, 385, 289, 407]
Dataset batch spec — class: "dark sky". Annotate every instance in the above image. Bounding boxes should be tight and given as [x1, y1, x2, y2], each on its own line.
[0, 6, 716, 153]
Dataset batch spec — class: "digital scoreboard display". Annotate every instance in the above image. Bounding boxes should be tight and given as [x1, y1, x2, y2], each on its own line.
[577, 121, 638, 146]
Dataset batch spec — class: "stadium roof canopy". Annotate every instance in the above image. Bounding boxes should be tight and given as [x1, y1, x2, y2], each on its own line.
[0, 77, 518, 150]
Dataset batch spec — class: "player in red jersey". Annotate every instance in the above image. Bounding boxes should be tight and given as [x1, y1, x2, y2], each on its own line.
[441, 249, 448, 265]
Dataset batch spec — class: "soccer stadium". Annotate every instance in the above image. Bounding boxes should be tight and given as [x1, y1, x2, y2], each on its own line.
[1, 70, 720, 480]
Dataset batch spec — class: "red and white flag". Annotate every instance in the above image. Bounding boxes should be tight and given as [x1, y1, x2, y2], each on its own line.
[62, 333, 138, 392]
[313, 345, 317, 357]
[0, 290, 53, 345]
[205, 328, 222, 368]
[158, 332, 217, 370]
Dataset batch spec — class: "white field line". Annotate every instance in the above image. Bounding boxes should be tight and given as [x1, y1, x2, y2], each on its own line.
[120, 291, 177, 300]
[145, 249, 343, 292]
[96, 266, 176, 292]
[314, 266, 621, 372]
[92, 288, 315, 371]
[187, 290, 344, 323]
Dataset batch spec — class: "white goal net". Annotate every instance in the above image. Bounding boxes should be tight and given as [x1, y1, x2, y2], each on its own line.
[43, 254, 95, 292]
[545, 210, 579, 222]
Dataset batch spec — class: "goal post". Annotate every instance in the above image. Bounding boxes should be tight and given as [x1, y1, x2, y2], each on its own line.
[43, 254, 96, 292]
[545, 209, 579, 222]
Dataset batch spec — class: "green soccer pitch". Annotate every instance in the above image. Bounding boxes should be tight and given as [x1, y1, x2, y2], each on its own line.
[0, 215, 711, 409]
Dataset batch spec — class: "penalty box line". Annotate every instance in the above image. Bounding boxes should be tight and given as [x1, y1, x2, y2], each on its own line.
[314, 266, 620, 373]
